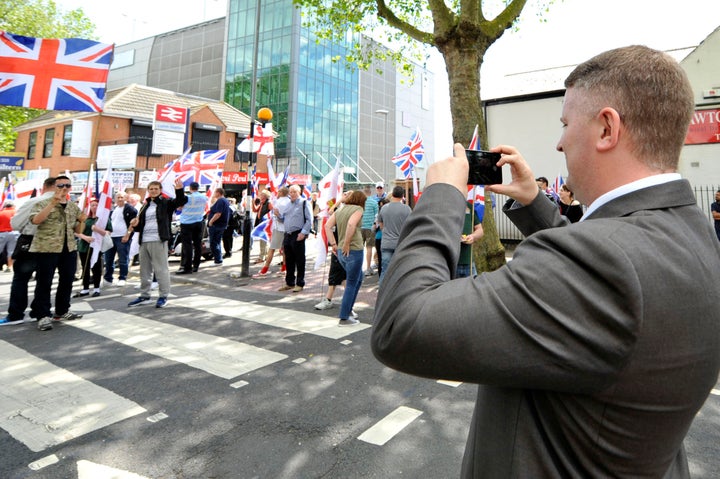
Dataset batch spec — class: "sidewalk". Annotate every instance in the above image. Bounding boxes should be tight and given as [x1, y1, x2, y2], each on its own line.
[145, 235, 380, 312]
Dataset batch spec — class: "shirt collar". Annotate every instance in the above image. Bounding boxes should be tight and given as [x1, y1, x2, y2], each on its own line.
[581, 173, 681, 221]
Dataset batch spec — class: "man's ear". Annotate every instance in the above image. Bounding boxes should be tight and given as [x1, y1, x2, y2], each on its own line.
[597, 107, 621, 152]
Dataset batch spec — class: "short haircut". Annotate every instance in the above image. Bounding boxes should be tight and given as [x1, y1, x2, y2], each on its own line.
[43, 177, 56, 189]
[391, 186, 404, 199]
[56, 175, 70, 182]
[535, 177, 549, 186]
[344, 190, 367, 208]
[278, 186, 289, 197]
[147, 181, 161, 189]
[215, 187, 225, 196]
[565, 45, 693, 170]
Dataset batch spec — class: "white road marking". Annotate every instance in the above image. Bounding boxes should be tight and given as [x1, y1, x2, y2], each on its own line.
[292, 358, 307, 364]
[230, 380, 249, 389]
[170, 294, 370, 339]
[28, 454, 59, 470]
[70, 312, 287, 380]
[0, 340, 146, 452]
[146, 412, 168, 423]
[77, 459, 150, 479]
[437, 379, 463, 387]
[357, 406, 423, 446]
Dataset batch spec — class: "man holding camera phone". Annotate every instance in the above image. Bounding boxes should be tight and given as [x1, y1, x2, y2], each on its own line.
[372, 46, 720, 477]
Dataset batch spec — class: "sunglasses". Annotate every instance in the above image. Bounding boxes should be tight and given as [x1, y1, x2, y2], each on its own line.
[56, 183, 72, 188]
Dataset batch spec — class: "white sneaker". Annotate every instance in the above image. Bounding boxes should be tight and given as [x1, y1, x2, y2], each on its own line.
[103, 280, 114, 288]
[151, 282, 159, 290]
[338, 318, 359, 326]
[314, 298, 333, 310]
[364, 269, 375, 277]
[350, 309, 358, 319]
[117, 279, 126, 287]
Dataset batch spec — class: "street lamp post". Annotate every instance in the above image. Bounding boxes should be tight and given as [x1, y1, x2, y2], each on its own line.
[375, 109, 389, 184]
[240, 0, 263, 278]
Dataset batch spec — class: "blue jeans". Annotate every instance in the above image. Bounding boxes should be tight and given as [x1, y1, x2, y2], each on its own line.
[208, 225, 225, 263]
[380, 249, 395, 284]
[337, 249, 364, 320]
[456, 262, 477, 278]
[104, 236, 131, 281]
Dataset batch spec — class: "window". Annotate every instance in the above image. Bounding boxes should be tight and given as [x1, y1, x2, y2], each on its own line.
[43, 128, 55, 158]
[28, 131, 37, 159]
[62, 124, 72, 156]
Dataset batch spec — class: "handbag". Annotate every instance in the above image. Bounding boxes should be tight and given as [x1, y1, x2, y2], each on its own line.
[100, 234, 114, 253]
[11, 234, 33, 260]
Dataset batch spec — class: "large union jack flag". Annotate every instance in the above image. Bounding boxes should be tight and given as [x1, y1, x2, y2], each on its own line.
[0, 31, 114, 112]
[159, 149, 228, 187]
[392, 127, 424, 178]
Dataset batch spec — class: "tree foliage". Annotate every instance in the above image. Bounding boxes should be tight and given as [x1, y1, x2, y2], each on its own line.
[0, 0, 97, 152]
[293, 0, 551, 271]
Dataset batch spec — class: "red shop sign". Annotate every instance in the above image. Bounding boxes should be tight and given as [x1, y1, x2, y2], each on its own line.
[685, 108, 720, 145]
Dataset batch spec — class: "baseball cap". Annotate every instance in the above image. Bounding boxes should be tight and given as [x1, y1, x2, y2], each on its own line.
[375, 182, 384, 188]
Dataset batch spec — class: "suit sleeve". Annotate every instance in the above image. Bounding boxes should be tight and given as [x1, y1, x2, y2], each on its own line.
[371, 183, 643, 393]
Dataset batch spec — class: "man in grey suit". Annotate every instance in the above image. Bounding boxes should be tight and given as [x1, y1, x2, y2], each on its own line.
[372, 45, 720, 478]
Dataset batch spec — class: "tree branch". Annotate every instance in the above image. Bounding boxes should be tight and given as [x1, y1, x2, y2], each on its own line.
[375, 0, 435, 45]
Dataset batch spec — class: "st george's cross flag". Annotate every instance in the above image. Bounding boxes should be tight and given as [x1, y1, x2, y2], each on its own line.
[237, 122, 275, 156]
[0, 31, 114, 112]
[90, 161, 113, 268]
[392, 127, 424, 178]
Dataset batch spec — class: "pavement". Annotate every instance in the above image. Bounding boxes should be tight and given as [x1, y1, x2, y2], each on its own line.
[143, 234, 380, 313]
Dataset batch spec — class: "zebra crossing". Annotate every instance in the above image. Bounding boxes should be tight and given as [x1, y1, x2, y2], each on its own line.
[0, 277, 469, 477]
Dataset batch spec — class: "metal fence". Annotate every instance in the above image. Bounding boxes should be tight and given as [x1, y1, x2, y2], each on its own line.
[494, 185, 720, 244]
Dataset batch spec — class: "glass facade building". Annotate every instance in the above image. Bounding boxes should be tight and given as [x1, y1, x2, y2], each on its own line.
[225, 0, 359, 180]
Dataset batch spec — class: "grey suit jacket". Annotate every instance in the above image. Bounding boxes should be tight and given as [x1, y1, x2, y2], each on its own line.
[372, 180, 720, 478]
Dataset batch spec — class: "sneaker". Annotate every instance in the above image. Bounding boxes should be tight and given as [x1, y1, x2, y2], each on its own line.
[156, 297, 168, 308]
[0, 317, 24, 326]
[92, 290, 101, 297]
[278, 285, 293, 291]
[128, 296, 151, 307]
[151, 282, 159, 290]
[292, 285, 303, 293]
[338, 318, 360, 326]
[258, 266, 269, 276]
[117, 279, 126, 287]
[103, 280, 114, 288]
[72, 291, 90, 298]
[53, 311, 83, 322]
[212, 261, 223, 266]
[314, 298, 333, 310]
[350, 309, 358, 319]
[37, 317, 53, 331]
[364, 269, 375, 277]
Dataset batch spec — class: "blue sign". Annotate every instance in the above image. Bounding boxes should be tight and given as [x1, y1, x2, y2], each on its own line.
[0, 155, 25, 171]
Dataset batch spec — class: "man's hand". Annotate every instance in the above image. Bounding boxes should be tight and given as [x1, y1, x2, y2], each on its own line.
[175, 178, 184, 189]
[425, 143, 469, 197]
[485, 145, 539, 206]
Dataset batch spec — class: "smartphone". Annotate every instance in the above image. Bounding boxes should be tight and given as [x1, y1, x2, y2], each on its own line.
[466, 149, 502, 185]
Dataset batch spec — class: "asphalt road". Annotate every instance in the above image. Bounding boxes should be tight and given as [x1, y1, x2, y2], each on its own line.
[0, 253, 718, 478]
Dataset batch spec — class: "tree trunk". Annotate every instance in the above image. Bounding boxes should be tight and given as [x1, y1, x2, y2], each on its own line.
[439, 38, 506, 272]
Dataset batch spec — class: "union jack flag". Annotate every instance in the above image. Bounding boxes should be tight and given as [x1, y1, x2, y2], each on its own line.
[159, 149, 227, 187]
[392, 127, 424, 178]
[0, 31, 113, 112]
[553, 174, 565, 196]
[251, 212, 273, 242]
[251, 166, 259, 198]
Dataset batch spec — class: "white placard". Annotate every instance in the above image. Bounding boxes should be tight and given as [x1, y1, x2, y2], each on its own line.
[70, 120, 94, 158]
[97, 144, 138, 169]
[138, 170, 159, 188]
[152, 130, 185, 155]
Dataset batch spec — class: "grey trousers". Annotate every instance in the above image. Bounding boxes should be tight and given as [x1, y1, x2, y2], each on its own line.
[138, 240, 170, 298]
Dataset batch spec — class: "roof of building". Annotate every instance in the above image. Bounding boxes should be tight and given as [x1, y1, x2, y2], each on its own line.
[15, 84, 252, 135]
